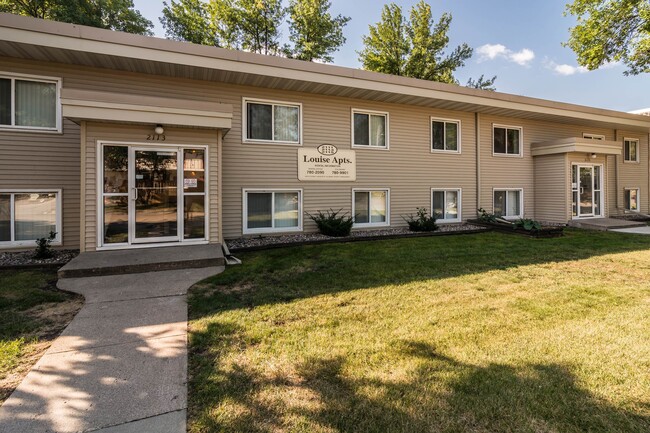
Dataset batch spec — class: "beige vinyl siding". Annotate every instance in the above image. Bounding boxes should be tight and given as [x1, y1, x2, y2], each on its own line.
[0, 118, 80, 248]
[83, 122, 219, 251]
[615, 130, 648, 214]
[534, 154, 567, 223]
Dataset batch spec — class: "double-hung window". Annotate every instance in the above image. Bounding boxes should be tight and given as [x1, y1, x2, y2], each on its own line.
[243, 189, 302, 234]
[352, 110, 388, 149]
[624, 138, 639, 163]
[0, 190, 61, 246]
[244, 98, 301, 144]
[493, 189, 522, 219]
[583, 133, 605, 140]
[431, 118, 460, 152]
[0, 74, 60, 132]
[625, 188, 639, 212]
[493, 125, 522, 156]
[353, 189, 389, 227]
[432, 189, 461, 222]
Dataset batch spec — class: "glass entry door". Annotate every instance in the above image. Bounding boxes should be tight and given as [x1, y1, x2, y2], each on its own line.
[572, 164, 602, 218]
[132, 149, 180, 243]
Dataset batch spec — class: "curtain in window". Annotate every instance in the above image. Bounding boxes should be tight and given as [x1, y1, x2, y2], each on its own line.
[354, 192, 369, 223]
[507, 129, 520, 154]
[274, 105, 299, 142]
[445, 123, 458, 151]
[370, 115, 386, 147]
[370, 191, 386, 223]
[0, 195, 10, 241]
[493, 191, 505, 216]
[0, 79, 10, 125]
[14, 193, 56, 241]
[445, 191, 458, 219]
[15, 80, 56, 128]
[354, 113, 369, 146]
[247, 103, 272, 140]
[630, 142, 637, 161]
[274, 192, 299, 228]
[247, 193, 272, 228]
[507, 191, 520, 216]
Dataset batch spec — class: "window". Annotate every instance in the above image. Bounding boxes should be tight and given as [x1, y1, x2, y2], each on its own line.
[183, 149, 207, 240]
[431, 118, 460, 152]
[243, 189, 302, 234]
[431, 189, 461, 222]
[493, 189, 522, 218]
[352, 189, 389, 227]
[583, 133, 605, 140]
[493, 125, 522, 156]
[0, 190, 61, 246]
[0, 74, 60, 131]
[352, 110, 388, 149]
[625, 188, 639, 212]
[243, 99, 301, 144]
[624, 138, 639, 162]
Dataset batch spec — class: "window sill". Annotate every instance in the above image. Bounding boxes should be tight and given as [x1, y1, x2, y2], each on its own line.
[431, 149, 461, 155]
[242, 139, 302, 146]
[243, 227, 303, 235]
[351, 144, 389, 151]
[352, 222, 390, 229]
[0, 241, 62, 249]
[623, 160, 640, 164]
[492, 152, 523, 158]
[0, 126, 62, 134]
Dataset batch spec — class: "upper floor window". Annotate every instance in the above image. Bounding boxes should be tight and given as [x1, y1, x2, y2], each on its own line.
[431, 118, 460, 153]
[243, 98, 301, 145]
[352, 110, 388, 149]
[624, 138, 639, 162]
[493, 125, 522, 156]
[0, 74, 60, 132]
[583, 133, 605, 140]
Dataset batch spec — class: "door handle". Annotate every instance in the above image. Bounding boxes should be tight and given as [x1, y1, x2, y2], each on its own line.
[132, 187, 138, 201]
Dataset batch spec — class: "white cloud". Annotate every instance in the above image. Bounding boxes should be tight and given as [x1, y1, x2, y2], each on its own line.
[476, 44, 535, 66]
[546, 60, 589, 76]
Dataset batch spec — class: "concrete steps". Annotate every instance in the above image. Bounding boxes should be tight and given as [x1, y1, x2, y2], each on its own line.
[58, 244, 225, 279]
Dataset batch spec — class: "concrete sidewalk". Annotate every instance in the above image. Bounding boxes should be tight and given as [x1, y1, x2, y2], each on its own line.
[0, 266, 223, 433]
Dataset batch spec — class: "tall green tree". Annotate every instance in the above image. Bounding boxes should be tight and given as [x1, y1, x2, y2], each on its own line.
[160, 0, 220, 46]
[286, 0, 350, 62]
[358, 3, 410, 76]
[237, 0, 285, 55]
[0, 0, 153, 35]
[565, 0, 649, 75]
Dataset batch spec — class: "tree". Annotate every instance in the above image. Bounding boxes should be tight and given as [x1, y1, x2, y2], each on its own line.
[358, 1, 482, 86]
[286, 0, 350, 62]
[237, 0, 285, 55]
[466, 74, 497, 91]
[0, 0, 153, 35]
[161, 0, 220, 46]
[565, 0, 650, 75]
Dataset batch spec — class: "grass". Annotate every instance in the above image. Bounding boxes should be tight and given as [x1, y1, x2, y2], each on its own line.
[0, 269, 83, 402]
[188, 229, 650, 433]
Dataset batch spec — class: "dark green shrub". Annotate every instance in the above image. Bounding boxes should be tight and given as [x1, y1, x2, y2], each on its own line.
[477, 208, 497, 223]
[514, 218, 542, 231]
[402, 208, 438, 232]
[34, 231, 57, 259]
[307, 209, 353, 237]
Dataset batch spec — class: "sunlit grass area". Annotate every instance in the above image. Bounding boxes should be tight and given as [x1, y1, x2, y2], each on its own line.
[0, 270, 83, 402]
[188, 230, 650, 433]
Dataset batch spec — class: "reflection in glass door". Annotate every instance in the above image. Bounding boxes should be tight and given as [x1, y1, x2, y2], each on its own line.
[579, 166, 594, 216]
[571, 164, 602, 218]
[133, 149, 179, 242]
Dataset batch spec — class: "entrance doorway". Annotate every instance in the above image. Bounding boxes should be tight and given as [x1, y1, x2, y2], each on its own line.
[100, 143, 208, 248]
[572, 164, 603, 218]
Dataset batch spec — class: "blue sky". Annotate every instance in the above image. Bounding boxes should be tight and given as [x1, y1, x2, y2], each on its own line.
[132, 0, 648, 112]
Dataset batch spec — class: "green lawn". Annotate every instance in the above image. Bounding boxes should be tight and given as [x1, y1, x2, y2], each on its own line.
[188, 229, 650, 433]
[0, 269, 83, 402]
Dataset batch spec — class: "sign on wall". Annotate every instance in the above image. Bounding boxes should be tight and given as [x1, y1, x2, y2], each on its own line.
[298, 144, 356, 181]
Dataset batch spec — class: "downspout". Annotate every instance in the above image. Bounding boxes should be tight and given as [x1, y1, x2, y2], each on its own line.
[615, 129, 620, 213]
[475, 112, 481, 214]
[79, 120, 86, 253]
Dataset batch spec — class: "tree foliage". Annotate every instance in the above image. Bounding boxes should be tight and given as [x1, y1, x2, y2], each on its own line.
[565, 0, 650, 75]
[0, 0, 153, 35]
[358, 1, 480, 86]
[286, 0, 350, 62]
[466, 74, 497, 91]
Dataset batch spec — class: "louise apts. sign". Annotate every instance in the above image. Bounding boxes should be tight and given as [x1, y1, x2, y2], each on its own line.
[298, 144, 356, 181]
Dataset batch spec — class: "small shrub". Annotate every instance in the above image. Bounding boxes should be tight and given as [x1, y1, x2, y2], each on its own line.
[34, 231, 57, 259]
[307, 209, 353, 237]
[477, 208, 497, 223]
[403, 208, 438, 232]
[514, 218, 542, 231]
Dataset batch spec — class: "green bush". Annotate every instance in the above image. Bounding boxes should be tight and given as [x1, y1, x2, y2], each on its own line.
[307, 209, 354, 237]
[477, 208, 497, 223]
[514, 218, 542, 231]
[34, 231, 56, 259]
[403, 208, 438, 232]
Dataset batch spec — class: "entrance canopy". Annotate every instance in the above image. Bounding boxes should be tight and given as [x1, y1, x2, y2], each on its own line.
[531, 137, 622, 157]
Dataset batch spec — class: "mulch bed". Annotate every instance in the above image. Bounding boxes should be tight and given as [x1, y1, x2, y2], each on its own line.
[468, 220, 565, 238]
[226, 224, 488, 252]
[0, 250, 79, 269]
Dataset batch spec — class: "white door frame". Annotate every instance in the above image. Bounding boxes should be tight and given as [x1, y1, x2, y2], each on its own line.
[571, 163, 604, 219]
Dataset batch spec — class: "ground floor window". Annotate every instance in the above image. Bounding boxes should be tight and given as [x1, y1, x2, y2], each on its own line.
[0, 191, 61, 246]
[625, 188, 639, 212]
[432, 189, 461, 222]
[243, 189, 302, 234]
[353, 189, 389, 227]
[493, 189, 522, 219]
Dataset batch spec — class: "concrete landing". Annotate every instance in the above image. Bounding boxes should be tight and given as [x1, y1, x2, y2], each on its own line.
[58, 244, 225, 279]
[568, 218, 646, 231]
[611, 226, 650, 235]
[0, 266, 224, 433]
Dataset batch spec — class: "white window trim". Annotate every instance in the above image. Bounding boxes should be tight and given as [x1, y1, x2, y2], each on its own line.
[0, 189, 63, 248]
[570, 163, 605, 219]
[583, 133, 605, 140]
[242, 188, 303, 235]
[492, 188, 524, 220]
[623, 137, 640, 163]
[351, 109, 390, 150]
[430, 117, 461, 154]
[624, 187, 640, 212]
[492, 124, 523, 157]
[352, 188, 390, 228]
[0, 72, 62, 134]
[242, 97, 303, 146]
[431, 188, 462, 223]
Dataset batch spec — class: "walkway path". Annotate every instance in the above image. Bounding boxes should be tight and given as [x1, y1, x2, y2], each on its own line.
[0, 266, 223, 433]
